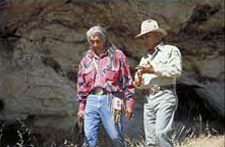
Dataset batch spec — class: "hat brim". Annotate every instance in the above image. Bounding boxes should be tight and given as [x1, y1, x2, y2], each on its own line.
[135, 29, 167, 38]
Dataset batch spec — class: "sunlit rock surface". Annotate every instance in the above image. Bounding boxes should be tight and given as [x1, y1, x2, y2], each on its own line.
[0, 0, 224, 146]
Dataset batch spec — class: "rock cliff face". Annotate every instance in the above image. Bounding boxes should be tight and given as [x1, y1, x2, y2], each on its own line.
[0, 0, 224, 146]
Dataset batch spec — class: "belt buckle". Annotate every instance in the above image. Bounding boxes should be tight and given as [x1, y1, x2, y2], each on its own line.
[95, 88, 104, 95]
[150, 85, 160, 94]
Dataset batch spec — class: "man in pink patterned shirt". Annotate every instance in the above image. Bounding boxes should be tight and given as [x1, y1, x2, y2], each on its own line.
[77, 25, 135, 147]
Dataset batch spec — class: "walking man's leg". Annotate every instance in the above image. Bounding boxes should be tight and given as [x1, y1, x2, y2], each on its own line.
[100, 97, 125, 147]
[144, 103, 157, 146]
[84, 98, 101, 147]
[155, 94, 177, 147]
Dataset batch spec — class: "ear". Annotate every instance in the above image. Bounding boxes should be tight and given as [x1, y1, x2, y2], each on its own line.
[157, 33, 163, 42]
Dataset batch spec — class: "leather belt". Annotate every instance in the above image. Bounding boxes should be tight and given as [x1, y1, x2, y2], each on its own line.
[160, 85, 174, 90]
[90, 88, 107, 95]
[149, 85, 174, 94]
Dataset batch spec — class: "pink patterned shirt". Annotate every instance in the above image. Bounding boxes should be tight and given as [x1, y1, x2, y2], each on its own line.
[77, 48, 135, 110]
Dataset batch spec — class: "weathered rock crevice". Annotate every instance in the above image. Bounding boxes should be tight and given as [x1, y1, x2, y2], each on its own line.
[0, 1, 224, 146]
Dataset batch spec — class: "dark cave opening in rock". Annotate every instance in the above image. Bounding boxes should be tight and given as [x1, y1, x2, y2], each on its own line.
[175, 80, 225, 135]
[0, 120, 31, 147]
[0, 1, 224, 146]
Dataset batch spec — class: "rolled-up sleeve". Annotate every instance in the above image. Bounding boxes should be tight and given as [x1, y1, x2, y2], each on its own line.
[152, 47, 182, 78]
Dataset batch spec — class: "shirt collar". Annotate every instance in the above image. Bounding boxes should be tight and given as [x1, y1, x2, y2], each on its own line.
[155, 41, 165, 51]
[88, 48, 108, 59]
[144, 42, 164, 58]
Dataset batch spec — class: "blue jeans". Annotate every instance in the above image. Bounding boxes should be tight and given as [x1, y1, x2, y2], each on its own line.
[84, 95, 125, 147]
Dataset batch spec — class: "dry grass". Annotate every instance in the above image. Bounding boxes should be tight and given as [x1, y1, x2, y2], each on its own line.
[178, 135, 225, 147]
[1, 119, 224, 147]
[126, 135, 225, 147]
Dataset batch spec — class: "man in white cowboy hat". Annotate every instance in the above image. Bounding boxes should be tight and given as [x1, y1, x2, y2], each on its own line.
[134, 19, 182, 147]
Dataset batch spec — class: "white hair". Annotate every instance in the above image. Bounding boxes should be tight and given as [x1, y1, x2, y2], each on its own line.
[86, 26, 107, 42]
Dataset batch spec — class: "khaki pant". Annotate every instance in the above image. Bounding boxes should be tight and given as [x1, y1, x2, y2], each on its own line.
[144, 89, 178, 147]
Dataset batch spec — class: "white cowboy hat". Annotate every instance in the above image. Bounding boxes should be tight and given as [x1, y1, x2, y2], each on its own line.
[135, 19, 167, 38]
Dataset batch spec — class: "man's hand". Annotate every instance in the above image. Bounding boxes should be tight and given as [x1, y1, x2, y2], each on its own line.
[134, 68, 144, 87]
[135, 65, 144, 71]
[77, 102, 86, 120]
[134, 77, 143, 87]
[76, 111, 84, 133]
[77, 110, 85, 120]
[125, 107, 134, 120]
[135, 64, 154, 74]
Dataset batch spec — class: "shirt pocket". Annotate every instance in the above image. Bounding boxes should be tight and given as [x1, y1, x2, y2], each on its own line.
[158, 52, 170, 63]
[83, 67, 95, 84]
[105, 69, 120, 81]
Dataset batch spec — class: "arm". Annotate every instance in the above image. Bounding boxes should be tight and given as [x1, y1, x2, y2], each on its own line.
[77, 60, 88, 118]
[120, 52, 135, 115]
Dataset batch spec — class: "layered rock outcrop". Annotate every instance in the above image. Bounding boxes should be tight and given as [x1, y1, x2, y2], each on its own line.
[0, 0, 224, 146]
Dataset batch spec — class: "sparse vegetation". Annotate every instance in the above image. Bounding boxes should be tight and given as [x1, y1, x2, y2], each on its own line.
[0, 1, 224, 147]
[0, 117, 224, 147]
